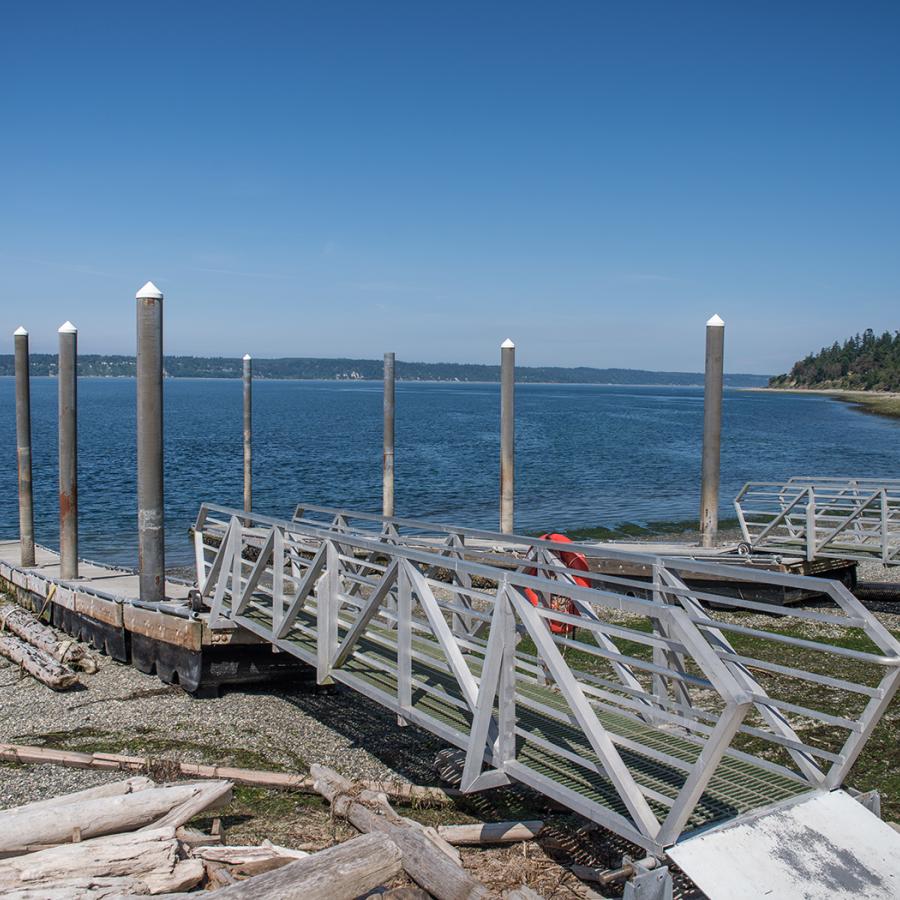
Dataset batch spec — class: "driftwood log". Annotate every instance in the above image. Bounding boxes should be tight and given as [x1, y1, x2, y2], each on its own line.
[196, 839, 308, 875]
[1, 776, 153, 817]
[0, 605, 96, 672]
[0, 780, 231, 856]
[437, 821, 544, 845]
[116, 831, 403, 900]
[140, 779, 233, 830]
[311, 764, 491, 900]
[0, 636, 78, 690]
[0, 826, 204, 898]
[0, 742, 455, 803]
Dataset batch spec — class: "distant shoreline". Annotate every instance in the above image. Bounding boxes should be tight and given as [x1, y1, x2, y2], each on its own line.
[747, 386, 900, 421]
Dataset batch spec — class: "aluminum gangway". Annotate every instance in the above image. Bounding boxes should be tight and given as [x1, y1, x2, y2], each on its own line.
[735, 477, 900, 565]
[194, 503, 900, 895]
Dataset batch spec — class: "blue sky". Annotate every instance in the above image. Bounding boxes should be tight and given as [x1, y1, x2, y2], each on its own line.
[2, 2, 898, 373]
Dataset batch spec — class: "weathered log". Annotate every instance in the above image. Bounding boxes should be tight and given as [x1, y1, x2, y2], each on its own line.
[116, 831, 403, 900]
[2, 777, 154, 816]
[0, 604, 97, 672]
[0, 826, 204, 896]
[197, 839, 308, 873]
[0, 780, 231, 856]
[437, 821, 544, 845]
[174, 825, 223, 848]
[0, 636, 78, 690]
[0, 742, 455, 803]
[141, 779, 232, 829]
[311, 764, 490, 900]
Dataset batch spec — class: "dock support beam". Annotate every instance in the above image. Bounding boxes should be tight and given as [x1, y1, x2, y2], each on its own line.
[383, 351, 395, 518]
[500, 338, 515, 534]
[699, 314, 725, 548]
[243, 354, 252, 513]
[58, 321, 78, 580]
[136, 281, 165, 601]
[14, 327, 35, 567]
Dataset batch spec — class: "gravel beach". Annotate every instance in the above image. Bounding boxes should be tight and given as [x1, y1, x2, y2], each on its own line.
[0, 631, 447, 810]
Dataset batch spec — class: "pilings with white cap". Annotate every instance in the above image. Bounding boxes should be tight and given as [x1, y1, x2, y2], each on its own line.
[243, 354, 252, 513]
[500, 338, 515, 533]
[383, 352, 395, 518]
[14, 327, 35, 567]
[58, 321, 78, 579]
[136, 281, 165, 601]
[699, 314, 725, 548]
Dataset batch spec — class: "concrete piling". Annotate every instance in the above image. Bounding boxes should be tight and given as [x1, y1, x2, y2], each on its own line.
[243, 353, 252, 513]
[14, 327, 35, 567]
[136, 281, 165, 601]
[383, 352, 395, 518]
[699, 314, 725, 548]
[500, 338, 515, 533]
[57, 321, 78, 579]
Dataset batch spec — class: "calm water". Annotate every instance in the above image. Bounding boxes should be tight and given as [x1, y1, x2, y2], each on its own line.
[0, 378, 897, 568]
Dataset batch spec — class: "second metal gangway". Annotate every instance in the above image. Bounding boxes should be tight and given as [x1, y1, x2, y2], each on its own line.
[735, 476, 900, 565]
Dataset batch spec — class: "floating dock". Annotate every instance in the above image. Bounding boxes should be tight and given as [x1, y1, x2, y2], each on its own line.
[0, 540, 308, 694]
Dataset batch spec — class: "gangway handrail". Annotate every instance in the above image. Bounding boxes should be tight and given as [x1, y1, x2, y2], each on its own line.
[193, 502, 900, 853]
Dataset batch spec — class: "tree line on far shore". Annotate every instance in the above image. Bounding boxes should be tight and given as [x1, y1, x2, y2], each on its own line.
[0, 354, 768, 387]
[770, 329, 900, 391]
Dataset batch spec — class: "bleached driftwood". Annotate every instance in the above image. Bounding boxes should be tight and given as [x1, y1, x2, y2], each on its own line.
[437, 820, 544, 845]
[141, 779, 232, 830]
[0, 636, 78, 690]
[0, 826, 203, 897]
[1, 777, 154, 817]
[311, 764, 490, 900]
[197, 839, 308, 875]
[0, 742, 455, 803]
[113, 831, 402, 900]
[0, 780, 231, 856]
[0, 605, 96, 672]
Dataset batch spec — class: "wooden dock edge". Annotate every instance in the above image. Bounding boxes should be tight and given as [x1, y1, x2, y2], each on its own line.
[0, 558, 312, 696]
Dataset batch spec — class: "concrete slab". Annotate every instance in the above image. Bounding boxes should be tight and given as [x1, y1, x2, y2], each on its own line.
[668, 790, 900, 899]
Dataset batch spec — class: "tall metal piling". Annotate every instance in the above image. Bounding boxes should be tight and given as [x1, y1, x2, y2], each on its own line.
[14, 326, 35, 567]
[243, 354, 252, 513]
[500, 338, 515, 533]
[699, 314, 725, 548]
[58, 321, 78, 579]
[136, 281, 165, 601]
[383, 352, 395, 518]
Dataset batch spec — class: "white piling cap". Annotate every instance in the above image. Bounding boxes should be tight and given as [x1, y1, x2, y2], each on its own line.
[136, 281, 163, 300]
[243, 353, 252, 361]
[501, 338, 515, 349]
[58, 321, 77, 334]
[706, 314, 725, 327]
[13, 326, 28, 336]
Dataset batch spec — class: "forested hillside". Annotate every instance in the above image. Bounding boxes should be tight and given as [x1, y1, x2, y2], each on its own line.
[770, 329, 900, 391]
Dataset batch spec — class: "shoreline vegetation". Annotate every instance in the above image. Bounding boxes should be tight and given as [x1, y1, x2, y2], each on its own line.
[0, 353, 768, 387]
[751, 386, 900, 421]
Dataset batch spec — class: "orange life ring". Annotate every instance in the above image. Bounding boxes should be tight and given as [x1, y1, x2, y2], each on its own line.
[524, 533, 588, 635]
